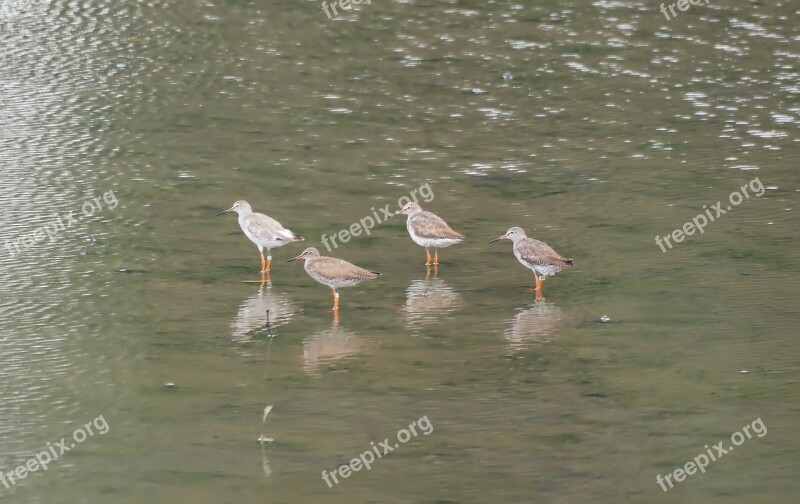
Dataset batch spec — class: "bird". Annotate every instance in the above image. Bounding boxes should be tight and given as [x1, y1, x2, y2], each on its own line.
[394, 202, 464, 266]
[489, 227, 573, 295]
[217, 200, 304, 274]
[286, 247, 381, 312]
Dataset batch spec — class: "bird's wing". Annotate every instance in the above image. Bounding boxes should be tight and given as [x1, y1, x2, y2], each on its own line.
[317, 257, 380, 280]
[517, 238, 573, 267]
[410, 212, 465, 240]
[247, 213, 295, 241]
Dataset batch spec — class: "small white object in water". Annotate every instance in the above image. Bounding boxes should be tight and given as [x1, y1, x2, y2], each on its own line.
[259, 405, 275, 444]
[740, 370, 748, 374]
[164, 382, 176, 388]
[502, 72, 513, 80]
[599, 315, 611, 323]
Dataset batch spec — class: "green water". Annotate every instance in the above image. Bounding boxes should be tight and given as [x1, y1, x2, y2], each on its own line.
[0, 0, 798, 502]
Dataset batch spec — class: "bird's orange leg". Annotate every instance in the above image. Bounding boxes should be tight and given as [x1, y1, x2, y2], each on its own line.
[331, 288, 340, 311]
[425, 248, 431, 266]
[527, 271, 540, 292]
[433, 249, 439, 265]
[266, 252, 272, 272]
[260, 250, 267, 273]
[535, 275, 546, 291]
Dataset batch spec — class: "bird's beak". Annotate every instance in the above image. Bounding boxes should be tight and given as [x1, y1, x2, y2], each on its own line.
[392, 210, 403, 217]
[285, 255, 300, 263]
[216, 207, 233, 216]
[488, 235, 507, 244]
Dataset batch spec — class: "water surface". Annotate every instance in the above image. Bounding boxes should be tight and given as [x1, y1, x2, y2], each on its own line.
[0, 0, 798, 502]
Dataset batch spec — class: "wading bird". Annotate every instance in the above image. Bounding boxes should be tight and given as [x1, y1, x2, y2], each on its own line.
[394, 202, 464, 266]
[489, 227, 573, 296]
[287, 247, 380, 312]
[217, 200, 304, 274]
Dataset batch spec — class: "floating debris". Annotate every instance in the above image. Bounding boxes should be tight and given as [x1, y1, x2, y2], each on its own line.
[258, 405, 274, 445]
[80, 235, 97, 255]
[502, 72, 513, 80]
[599, 315, 611, 323]
[464, 88, 488, 95]
[164, 382, 176, 388]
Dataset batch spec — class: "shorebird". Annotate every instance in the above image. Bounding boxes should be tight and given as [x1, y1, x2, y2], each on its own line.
[394, 202, 464, 266]
[287, 247, 380, 311]
[489, 227, 573, 295]
[217, 200, 304, 273]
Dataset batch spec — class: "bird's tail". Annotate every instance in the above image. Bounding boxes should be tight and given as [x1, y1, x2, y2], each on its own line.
[565, 259, 574, 266]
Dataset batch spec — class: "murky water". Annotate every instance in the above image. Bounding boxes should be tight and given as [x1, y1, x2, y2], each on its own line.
[1, 0, 798, 502]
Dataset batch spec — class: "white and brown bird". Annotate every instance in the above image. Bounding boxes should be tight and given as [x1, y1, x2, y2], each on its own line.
[287, 247, 380, 311]
[490, 227, 573, 295]
[394, 202, 464, 266]
[217, 200, 304, 273]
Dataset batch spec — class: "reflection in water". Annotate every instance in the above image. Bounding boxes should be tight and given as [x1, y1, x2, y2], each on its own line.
[230, 284, 298, 343]
[302, 319, 364, 376]
[503, 301, 564, 351]
[403, 276, 463, 330]
[260, 442, 271, 479]
[258, 405, 274, 479]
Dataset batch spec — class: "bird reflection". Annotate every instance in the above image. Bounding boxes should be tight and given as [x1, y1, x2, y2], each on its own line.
[403, 274, 463, 330]
[503, 301, 564, 351]
[231, 281, 299, 343]
[302, 318, 365, 376]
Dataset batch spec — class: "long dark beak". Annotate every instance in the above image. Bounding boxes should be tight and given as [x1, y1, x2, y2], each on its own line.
[285, 256, 298, 263]
[488, 235, 507, 244]
[216, 207, 233, 216]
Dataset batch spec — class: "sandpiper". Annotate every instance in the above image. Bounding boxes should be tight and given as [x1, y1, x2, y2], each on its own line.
[489, 227, 573, 294]
[287, 247, 380, 311]
[217, 200, 304, 273]
[394, 202, 464, 266]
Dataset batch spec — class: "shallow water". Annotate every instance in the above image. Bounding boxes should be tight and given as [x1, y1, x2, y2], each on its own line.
[0, 0, 798, 502]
